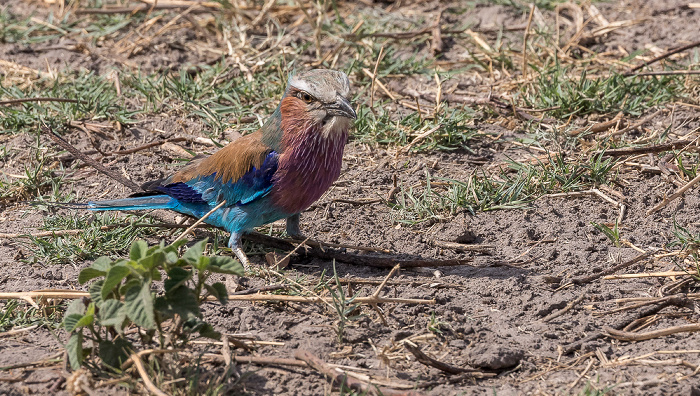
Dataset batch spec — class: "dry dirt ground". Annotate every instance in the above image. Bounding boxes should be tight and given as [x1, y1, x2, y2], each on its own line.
[1, 0, 700, 395]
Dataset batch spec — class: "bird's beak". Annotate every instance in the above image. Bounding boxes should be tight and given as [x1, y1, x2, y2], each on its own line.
[326, 96, 357, 120]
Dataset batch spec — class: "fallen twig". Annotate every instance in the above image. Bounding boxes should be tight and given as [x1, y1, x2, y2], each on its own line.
[595, 139, 696, 157]
[43, 125, 143, 193]
[0, 353, 63, 371]
[569, 112, 623, 136]
[647, 173, 700, 215]
[0, 97, 83, 106]
[0, 290, 435, 305]
[605, 323, 700, 341]
[541, 294, 586, 323]
[603, 270, 692, 280]
[632, 70, 700, 77]
[430, 9, 443, 54]
[563, 294, 687, 354]
[173, 201, 226, 242]
[128, 352, 169, 396]
[568, 359, 594, 391]
[603, 109, 666, 138]
[566, 252, 653, 286]
[625, 39, 700, 74]
[0, 324, 39, 338]
[430, 240, 494, 253]
[294, 349, 423, 396]
[404, 341, 494, 377]
[245, 232, 473, 268]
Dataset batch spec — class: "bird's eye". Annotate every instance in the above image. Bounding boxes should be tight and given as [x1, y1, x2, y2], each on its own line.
[298, 92, 313, 103]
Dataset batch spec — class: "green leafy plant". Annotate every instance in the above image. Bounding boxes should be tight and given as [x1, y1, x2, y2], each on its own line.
[63, 238, 243, 370]
[591, 220, 621, 247]
[427, 312, 448, 335]
[328, 263, 363, 343]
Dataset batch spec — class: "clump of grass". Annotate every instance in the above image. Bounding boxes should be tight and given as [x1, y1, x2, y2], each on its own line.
[591, 220, 621, 247]
[27, 213, 156, 265]
[668, 220, 700, 257]
[327, 263, 363, 343]
[0, 140, 70, 203]
[0, 71, 137, 134]
[390, 153, 617, 223]
[523, 66, 683, 117]
[354, 105, 479, 152]
[0, 299, 63, 332]
[489, 0, 570, 11]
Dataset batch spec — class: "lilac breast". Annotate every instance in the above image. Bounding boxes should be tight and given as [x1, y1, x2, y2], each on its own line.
[270, 128, 348, 214]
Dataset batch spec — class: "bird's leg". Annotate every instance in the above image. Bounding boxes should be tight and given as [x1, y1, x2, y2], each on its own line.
[285, 213, 304, 239]
[228, 232, 250, 268]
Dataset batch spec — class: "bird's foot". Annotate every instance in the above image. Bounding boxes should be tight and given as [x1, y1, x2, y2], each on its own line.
[228, 233, 250, 269]
[285, 213, 304, 239]
[232, 247, 250, 269]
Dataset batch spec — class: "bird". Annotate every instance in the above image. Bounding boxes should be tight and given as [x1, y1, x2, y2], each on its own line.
[79, 69, 356, 267]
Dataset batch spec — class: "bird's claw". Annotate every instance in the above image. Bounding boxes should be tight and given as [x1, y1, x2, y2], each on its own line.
[285, 213, 304, 239]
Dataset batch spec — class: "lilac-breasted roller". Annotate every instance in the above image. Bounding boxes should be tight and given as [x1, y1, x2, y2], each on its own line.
[83, 69, 356, 267]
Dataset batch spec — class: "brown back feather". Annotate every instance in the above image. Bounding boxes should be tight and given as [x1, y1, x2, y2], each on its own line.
[167, 129, 272, 184]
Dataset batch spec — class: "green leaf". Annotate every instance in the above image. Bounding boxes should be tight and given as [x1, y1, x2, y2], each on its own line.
[78, 268, 106, 285]
[165, 251, 178, 265]
[91, 256, 112, 272]
[153, 296, 175, 321]
[124, 281, 155, 329]
[89, 280, 105, 307]
[98, 299, 127, 330]
[130, 240, 148, 261]
[197, 322, 221, 340]
[120, 278, 140, 296]
[169, 239, 188, 250]
[72, 302, 95, 328]
[66, 332, 84, 370]
[65, 299, 86, 317]
[208, 256, 244, 276]
[164, 267, 191, 293]
[166, 286, 200, 320]
[102, 264, 130, 300]
[183, 238, 208, 265]
[196, 255, 210, 271]
[205, 282, 228, 304]
[63, 314, 86, 332]
[99, 338, 132, 369]
[139, 251, 165, 271]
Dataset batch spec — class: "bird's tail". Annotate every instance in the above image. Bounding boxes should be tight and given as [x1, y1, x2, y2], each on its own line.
[33, 195, 177, 211]
[84, 195, 177, 211]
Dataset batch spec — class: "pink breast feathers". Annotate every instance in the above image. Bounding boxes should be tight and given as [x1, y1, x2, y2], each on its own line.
[270, 126, 348, 214]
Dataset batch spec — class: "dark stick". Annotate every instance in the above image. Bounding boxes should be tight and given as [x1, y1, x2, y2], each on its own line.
[113, 137, 188, 155]
[625, 40, 700, 74]
[568, 252, 652, 285]
[243, 232, 474, 268]
[230, 284, 288, 295]
[42, 125, 143, 193]
[403, 342, 495, 377]
[562, 294, 688, 354]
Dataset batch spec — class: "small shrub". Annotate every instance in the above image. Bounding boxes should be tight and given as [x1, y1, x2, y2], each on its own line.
[63, 238, 243, 370]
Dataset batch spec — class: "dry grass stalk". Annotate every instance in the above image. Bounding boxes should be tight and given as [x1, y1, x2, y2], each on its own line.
[605, 323, 700, 341]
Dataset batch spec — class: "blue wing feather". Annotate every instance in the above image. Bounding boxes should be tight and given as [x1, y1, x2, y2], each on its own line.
[157, 151, 279, 207]
[154, 183, 207, 204]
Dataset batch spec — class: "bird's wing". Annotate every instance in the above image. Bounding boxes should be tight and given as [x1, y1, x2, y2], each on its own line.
[146, 131, 279, 207]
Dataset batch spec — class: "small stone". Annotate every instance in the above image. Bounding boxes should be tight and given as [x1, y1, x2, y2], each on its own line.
[467, 344, 524, 369]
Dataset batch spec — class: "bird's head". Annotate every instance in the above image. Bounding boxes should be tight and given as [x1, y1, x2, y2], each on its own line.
[279, 69, 356, 138]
